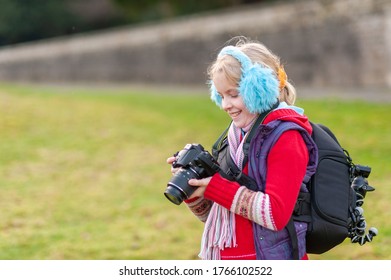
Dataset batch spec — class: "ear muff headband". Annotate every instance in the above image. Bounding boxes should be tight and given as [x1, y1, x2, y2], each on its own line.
[210, 46, 279, 114]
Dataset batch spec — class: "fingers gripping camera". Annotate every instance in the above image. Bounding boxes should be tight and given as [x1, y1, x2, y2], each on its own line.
[164, 144, 221, 205]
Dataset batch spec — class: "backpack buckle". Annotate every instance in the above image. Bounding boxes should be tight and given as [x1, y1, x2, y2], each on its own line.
[294, 193, 311, 216]
[294, 198, 304, 215]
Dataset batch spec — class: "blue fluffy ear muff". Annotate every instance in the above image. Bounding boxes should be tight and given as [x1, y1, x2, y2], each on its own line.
[209, 46, 279, 114]
[209, 81, 223, 108]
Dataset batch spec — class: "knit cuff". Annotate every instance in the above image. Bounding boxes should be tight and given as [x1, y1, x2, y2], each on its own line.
[184, 196, 201, 204]
[185, 196, 213, 222]
[204, 173, 241, 209]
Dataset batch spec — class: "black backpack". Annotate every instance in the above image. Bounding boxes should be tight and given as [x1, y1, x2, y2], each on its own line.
[212, 112, 377, 258]
[293, 122, 377, 255]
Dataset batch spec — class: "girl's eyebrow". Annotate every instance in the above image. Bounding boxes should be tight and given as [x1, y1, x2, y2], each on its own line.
[226, 88, 238, 95]
[218, 88, 238, 96]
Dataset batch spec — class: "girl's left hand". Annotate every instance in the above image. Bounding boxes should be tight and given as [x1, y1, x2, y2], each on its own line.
[188, 177, 212, 199]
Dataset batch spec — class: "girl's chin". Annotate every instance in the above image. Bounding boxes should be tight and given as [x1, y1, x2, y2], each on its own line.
[232, 116, 257, 129]
[232, 119, 245, 128]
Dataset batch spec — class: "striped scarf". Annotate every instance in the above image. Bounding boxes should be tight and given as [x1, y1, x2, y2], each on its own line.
[199, 118, 257, 260]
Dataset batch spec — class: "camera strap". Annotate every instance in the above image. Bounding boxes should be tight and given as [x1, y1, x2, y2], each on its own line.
[242, 101, 279, 166]
[212, 101, 279, 191]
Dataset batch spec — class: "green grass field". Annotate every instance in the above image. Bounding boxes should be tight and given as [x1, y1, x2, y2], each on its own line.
[0, 83, 390, 260]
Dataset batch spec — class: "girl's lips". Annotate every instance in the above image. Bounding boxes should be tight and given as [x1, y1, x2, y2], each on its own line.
[229, 111, 241, 118]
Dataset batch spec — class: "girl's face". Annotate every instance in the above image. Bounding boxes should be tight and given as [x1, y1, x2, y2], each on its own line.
[213, 72, 258, 129]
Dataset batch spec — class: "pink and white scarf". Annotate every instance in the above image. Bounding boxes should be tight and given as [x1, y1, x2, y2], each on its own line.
[199, 118, 257, 260]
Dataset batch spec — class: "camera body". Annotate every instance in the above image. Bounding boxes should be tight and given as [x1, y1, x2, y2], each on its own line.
[164, 143, 220, 205]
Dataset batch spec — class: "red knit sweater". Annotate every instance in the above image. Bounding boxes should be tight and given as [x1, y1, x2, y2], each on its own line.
[186, 109, 311, 260]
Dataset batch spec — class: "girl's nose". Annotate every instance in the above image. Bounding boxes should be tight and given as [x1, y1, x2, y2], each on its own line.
[222, 97, 231, 111]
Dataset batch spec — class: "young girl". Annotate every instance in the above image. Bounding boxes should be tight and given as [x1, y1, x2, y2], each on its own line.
[167, 38, 317, 260]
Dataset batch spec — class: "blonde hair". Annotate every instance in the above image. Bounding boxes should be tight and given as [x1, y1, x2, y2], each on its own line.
[208, 37, 296, 105]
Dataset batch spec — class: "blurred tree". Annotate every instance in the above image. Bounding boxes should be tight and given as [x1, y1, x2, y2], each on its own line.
[0, 0, 277, 46]
[0, 0, 80, 45]
[0, 0, 126, 46]
[113, 0, 270, 22]
[66, 0, 127, 31]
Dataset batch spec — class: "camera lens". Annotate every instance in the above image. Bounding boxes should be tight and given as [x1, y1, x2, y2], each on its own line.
[164, 184, 186, 205]
[164, 168, 199, 205]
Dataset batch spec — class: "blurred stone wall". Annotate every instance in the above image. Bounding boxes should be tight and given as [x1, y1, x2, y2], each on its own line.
[0, 0, 390, 89]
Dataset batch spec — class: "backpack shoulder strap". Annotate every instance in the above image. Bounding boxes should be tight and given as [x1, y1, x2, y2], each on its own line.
[212, 127, 259, 191]
[242, 101, 280, 166]
[212, 101, 279, 161]
[212, 124, 230, 160]
[211, 102, 279, 190]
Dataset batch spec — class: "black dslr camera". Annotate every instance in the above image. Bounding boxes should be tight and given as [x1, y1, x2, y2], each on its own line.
[164, 144, 220, 205]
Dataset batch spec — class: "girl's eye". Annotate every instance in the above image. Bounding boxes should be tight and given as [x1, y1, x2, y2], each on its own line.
[230, 89, 239, 97]
[229, 92, 239, 98]
[218, 91, 238, 99]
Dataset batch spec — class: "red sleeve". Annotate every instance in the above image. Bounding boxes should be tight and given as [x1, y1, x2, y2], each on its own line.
[204, 173, 241, 209]
[265, 130, 309, 230]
